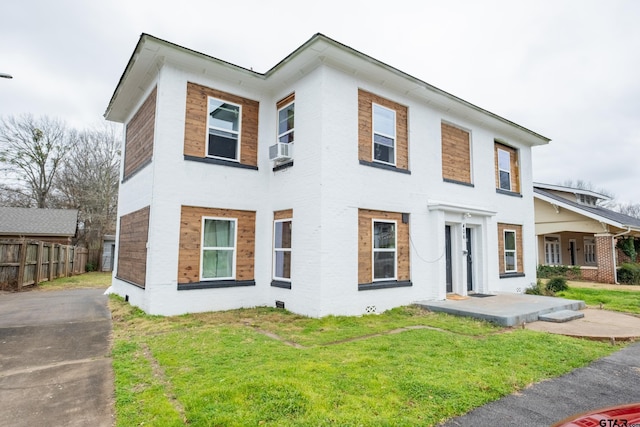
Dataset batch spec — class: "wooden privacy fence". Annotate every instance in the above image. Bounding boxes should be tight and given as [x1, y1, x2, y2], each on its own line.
[0, 239, 88, 291]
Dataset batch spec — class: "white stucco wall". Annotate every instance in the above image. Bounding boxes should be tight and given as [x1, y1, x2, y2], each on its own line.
[111, 55, 540, 317]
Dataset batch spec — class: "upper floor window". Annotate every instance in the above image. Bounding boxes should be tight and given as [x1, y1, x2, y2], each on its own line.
[208, 98, 241, 161]
[373, 220, 397, 281]
[497, 148, 511, 191]
[495, 142, 520, 194]
[578, 194, 597, 206]
[373, 103, 396, 165]
[278, 101, 295, 144]
[201, 217, 237, 280]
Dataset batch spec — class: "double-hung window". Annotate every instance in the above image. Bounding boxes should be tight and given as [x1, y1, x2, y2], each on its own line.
[545, 236, 561, 265]
[273, 219, 292, 281]
[584, 237, 596, 264]
[201, 218, 237, 280]
[503, 230, 517, 273]
[497, 148, 511, 191]
[372, 104, 396, 165]
[373, 220, 397, 281]
[208, 98, 241, 161]
[277, 102, 295, 144]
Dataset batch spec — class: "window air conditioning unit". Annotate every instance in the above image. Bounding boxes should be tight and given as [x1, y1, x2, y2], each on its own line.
[269, 142, 293, 161]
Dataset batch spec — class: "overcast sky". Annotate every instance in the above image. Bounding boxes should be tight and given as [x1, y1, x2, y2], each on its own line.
[1, 0, 639, 203]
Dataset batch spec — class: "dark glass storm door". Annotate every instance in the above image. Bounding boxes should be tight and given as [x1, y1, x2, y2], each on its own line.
[466, 228, 473, 292]
[445, 225, 453, 293]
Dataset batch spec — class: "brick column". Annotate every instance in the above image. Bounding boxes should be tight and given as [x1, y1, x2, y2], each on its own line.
[595, 233, 616, 284]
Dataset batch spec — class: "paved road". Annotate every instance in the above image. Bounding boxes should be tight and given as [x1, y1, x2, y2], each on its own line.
[441, 341, 640, 426]
[0, 288, 113, 427]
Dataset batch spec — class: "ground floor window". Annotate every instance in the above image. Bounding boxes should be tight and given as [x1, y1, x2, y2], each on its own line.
[584, 237, 596, 264]
[273, 219, 292, 281]
[503, 230, 517, 273]
[201, 217, 237, 280]
[498, 223, 523, 276]
[544, 236, 561, 265]
[373, 220, 397, 280]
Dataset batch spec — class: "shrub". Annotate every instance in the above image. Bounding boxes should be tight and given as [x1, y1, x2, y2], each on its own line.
[537, 265, 582, 280]
[617, 263, 640, 285]
[525, 279, 554, 296]
[617, 238, 638, 262]
[85, 262, 96, 272]
[545, 277, 568, 293]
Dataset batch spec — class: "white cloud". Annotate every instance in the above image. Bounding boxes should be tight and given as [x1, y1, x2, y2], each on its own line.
[1, 0, 639, 202]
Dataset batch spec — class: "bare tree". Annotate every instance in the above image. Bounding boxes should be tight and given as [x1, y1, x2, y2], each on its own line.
[616, 203, 640, 219]
[0, 115, 77, 208]
[55, 122, 121, 269]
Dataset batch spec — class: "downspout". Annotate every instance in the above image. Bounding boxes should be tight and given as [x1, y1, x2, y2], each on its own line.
[612, 227, 632, 284]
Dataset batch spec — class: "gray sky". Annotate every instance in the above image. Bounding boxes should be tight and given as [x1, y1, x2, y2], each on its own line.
[1, 0, 639, 203]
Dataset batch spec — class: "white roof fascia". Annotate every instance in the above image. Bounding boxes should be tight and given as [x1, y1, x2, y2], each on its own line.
[533, 182, 612, 201]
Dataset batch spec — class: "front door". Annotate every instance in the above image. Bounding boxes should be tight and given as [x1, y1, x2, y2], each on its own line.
[569, 240, 576, 265]
[466, 228, 473, 292]
[445, 225, 452, 293]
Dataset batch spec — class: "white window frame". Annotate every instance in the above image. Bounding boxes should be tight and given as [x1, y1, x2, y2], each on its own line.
[206, 97, 242, 162]
[200, 217, 237, 281]
[372, 103, 396, 166]
[503, 229, 517, 273]
[544, 235, 562, 265]
[273, 218, 292, 282]
[277, 101, 295, 144]
[372, 219, 397, 281]
[497, 148, 512, 191]
[584, 237, 596, 264]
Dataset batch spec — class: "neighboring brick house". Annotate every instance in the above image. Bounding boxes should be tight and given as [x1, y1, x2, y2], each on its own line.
[104, 33, 549, 317]
[534, 183, 640, 283]
[0, 207, 78, 244]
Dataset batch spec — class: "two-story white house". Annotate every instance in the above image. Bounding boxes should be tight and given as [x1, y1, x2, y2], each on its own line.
[105, 33, 549, 317]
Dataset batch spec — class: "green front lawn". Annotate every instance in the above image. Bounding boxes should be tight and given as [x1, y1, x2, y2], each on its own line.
[110, 299, 619, 426]
[558, 286, 640, 315]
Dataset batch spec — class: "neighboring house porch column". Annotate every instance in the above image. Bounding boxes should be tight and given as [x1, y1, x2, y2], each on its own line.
[595, 233, 616, 284]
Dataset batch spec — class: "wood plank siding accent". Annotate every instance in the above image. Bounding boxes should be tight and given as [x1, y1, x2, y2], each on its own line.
[177, 206, 256, 284]
[276, 93, 295, 109]
[358, 89, 409, 170]
[123, 87, 156, 180]
[358, 209, 410, 284]
[494, 142, 520, 193]
[441, 122, 472, 184]
[274, 209, 293, 220]
[184, 82, 259, 167]
[497, 223, 524, 275]
[116, 206, 150, 287]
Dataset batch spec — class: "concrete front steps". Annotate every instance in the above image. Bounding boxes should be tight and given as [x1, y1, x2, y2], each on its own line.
[416, 293, 586, 327]
[538, 309, 585, 323]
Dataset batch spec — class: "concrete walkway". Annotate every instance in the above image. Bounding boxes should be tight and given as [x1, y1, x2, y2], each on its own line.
[526, 308, 640, 341]
[0, 288, 114, 427]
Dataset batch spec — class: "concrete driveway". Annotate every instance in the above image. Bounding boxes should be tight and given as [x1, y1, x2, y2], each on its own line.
[0, 288, 113, 427]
